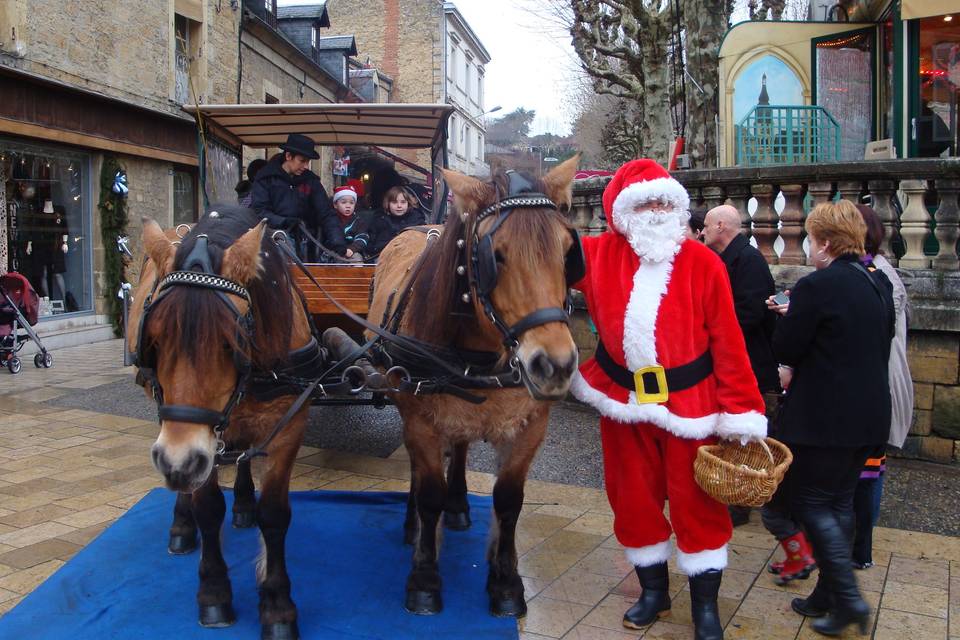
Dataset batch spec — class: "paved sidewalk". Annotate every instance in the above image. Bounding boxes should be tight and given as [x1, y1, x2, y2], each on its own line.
[0, 341, 957, 639]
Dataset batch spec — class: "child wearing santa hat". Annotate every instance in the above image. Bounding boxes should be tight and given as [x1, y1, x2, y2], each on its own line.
[332, 185, 368, 261]
[570, 159, 766, 640]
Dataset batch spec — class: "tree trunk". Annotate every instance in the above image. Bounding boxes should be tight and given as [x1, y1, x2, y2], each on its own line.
[683, 0, 729, 169]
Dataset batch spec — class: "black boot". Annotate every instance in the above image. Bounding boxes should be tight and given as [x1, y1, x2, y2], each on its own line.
[791, 577, 831, 617]
[802, 511, 870, 637]
[622, 563, 671, 629]
[689, 570, 723, 640]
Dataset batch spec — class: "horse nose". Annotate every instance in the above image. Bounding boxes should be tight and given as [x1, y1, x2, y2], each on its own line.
[528, 349, 577, 387]
[152, 445, 211, 491]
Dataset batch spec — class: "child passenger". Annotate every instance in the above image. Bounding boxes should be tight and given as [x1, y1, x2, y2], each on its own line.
[331, 185, 367, 260]
[353, 185, 425, 260]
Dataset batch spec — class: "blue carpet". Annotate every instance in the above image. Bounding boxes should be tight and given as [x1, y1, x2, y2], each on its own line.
[0, 489, 518, 640]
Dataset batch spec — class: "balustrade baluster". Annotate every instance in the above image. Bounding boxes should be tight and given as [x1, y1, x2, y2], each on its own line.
[725, 184, 751, 238]
[934, 178, 960, 271]
[751, 183, 778, 264]
[779, 184, 806, 265]
[837, 180, 863, 203]
[867, 179, 899, 266]
[899, 179, 932, 269]
[703, 186, 725, 212]
[807, 181, 834, 206]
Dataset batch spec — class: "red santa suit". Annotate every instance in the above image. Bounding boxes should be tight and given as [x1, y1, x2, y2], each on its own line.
[570, 160, 766, 576]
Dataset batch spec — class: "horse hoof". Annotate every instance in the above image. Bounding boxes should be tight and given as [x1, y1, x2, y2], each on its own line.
[168, 533, 198, 555]
[443, 511, 471, 531]
[261, 621, 299, 640]
[233, 510, 256, 529]
[199, 604, 236, 627]
[490, 593, 527, 618]
[405, 589, 442, 615]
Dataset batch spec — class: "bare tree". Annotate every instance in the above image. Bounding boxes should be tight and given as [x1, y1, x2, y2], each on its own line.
[568, 0, 733, 168]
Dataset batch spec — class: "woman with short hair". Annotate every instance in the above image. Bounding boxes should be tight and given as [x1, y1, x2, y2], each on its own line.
[767, 200, 895, 636]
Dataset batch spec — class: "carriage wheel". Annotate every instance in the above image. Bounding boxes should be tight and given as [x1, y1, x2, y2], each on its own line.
[8, 358, 21, 374]
[42, 352, 53, 368]
[34, 353, 43, 368]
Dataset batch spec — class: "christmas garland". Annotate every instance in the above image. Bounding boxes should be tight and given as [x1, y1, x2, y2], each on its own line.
[98, 156, 127, 337]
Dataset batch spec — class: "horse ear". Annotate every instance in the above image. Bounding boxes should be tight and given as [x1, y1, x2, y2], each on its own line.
[222, 220, 267, 285]
[442, 168, 489, 214]
[542, 154, 581, 212]
[141, 218, 175, 275]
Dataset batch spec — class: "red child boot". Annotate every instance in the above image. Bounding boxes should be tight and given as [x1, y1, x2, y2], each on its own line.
[769, 532, 816, 585]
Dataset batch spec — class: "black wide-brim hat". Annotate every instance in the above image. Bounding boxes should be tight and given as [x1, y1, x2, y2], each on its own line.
[279, 133, 320, 160]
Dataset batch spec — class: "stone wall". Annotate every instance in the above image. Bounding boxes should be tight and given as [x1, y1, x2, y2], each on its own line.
[324, 0, 443, 171]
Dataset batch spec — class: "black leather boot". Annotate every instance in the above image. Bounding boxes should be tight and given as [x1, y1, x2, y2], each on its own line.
[801, 510, 870, 637]
[689, 569, 724, 640]
[791, 577, 831, 617]
[622, 563, 671, 629]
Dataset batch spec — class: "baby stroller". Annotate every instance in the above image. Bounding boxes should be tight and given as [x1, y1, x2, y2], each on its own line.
[0, 272, 53, 374]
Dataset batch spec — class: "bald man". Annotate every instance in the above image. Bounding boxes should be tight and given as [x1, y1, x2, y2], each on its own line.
[704, 205, 779, 528]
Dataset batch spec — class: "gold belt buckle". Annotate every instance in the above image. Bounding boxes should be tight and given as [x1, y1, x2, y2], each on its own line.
[634, 365, 669, 404]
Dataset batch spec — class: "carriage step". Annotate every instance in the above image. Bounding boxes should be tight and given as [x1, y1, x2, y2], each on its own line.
[321, 327, 385, 390]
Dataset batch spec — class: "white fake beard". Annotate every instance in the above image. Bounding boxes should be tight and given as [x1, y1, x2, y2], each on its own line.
[614, 208, 689, 263]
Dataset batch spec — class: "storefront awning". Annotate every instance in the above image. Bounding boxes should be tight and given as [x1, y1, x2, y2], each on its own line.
[183, 103, 454, 150]
[902, 0, 956, 20]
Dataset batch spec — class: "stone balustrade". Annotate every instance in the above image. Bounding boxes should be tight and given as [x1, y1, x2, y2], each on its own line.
[568, 158, 960, 465]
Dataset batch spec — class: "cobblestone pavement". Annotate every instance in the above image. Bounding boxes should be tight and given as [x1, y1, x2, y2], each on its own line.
[0, 340, 957, 639]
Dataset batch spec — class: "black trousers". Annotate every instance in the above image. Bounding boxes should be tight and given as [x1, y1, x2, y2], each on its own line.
[782, 443, 872, 606]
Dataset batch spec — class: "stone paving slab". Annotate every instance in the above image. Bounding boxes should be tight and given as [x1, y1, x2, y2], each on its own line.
[0, 340, 956, 638]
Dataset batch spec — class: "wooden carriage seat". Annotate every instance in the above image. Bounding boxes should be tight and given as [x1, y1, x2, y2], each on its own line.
[291, 263, 375, 320]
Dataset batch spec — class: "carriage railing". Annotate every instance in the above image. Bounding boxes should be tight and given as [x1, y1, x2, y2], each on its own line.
[735, 105, 841, 167]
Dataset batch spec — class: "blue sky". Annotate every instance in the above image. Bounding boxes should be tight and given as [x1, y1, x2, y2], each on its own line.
[733, 55, 805, 123]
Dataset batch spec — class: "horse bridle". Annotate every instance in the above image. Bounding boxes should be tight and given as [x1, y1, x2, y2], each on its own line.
[458, 171, 586, 353]
[133, 234, 255, 452]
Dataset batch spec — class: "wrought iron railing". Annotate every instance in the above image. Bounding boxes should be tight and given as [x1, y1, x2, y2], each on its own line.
[736, 105, 841, 167]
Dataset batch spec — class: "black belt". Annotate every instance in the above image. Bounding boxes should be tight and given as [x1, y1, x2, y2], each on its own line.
[595, 341, 713, 399]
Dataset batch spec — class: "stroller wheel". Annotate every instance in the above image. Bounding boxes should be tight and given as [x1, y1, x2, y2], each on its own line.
[42, 352, 53, 368]
[8, 358, 21, 374]
[34, 353, 43, 368]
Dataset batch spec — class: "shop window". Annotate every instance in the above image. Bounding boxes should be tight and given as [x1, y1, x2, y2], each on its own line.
[1, 140, 91, 316]
[173, 170, 197, 225]
[813, 28, 874, 161]
[174, 13, 203, 106]
[913, 15, 960, 158]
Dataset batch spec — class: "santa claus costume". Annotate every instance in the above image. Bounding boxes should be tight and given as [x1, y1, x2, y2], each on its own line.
[570, 159, 766, 639]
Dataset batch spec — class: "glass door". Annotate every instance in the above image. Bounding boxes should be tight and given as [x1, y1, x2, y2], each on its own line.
[911, 15, 960, 157]
[813, 28, 876, 161]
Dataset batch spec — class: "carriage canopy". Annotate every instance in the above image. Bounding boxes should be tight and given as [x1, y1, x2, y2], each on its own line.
[184, 102, 454, 221]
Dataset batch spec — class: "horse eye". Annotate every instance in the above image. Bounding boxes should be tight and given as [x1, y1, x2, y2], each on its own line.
[494, 250, 505, 265]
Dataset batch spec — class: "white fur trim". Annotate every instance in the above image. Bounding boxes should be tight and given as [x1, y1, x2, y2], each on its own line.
[612, 177, 691, 220]
[570, 372, 718, 439]
[625, 541, 672, 567]
[622, 258, 673, 370]
[715, 411, 768, 444]
[676, 545, 727, 576]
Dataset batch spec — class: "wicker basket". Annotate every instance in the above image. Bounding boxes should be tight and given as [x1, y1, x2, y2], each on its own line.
[694, 438, 793, 507]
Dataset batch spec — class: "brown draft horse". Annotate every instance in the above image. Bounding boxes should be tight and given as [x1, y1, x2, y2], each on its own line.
[128, 206, 314, 639]
[367, 157, 581, 617]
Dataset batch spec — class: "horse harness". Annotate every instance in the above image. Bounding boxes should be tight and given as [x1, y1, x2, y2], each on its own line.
[372, 172, 586, 400]
[133, 233, 326, 465]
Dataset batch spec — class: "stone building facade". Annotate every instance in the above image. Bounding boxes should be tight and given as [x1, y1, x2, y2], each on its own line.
[324, 0, 490, 175]
[0, 0, 352, 347]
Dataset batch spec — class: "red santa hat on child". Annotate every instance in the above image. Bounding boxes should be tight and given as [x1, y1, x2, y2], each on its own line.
[602, 159, 690, 230]
[332, 185, 358, 204]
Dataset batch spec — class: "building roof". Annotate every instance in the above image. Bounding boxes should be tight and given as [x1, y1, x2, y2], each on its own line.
[277, 3, 330, 26]
[315, 35, 357, 55]
[443, 2, 491, 63]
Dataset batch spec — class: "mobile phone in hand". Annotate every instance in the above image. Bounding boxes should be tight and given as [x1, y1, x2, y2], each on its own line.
[772, 292, 790, 305]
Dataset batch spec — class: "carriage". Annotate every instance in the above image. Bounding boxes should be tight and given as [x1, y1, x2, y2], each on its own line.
[175, 102, 457, 405]
[124, 102, 582, 639]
